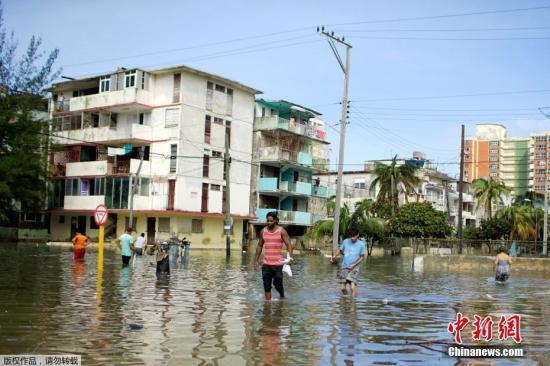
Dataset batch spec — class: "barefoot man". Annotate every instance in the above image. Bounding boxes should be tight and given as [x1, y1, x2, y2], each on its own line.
[254, 212, 293, 300]
[331, 228, 365, 297]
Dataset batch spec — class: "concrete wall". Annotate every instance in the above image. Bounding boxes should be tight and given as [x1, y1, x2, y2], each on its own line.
[420, 254, 550, 275]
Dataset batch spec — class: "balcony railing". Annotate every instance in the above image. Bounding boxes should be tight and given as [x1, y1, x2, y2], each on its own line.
[69, 88, 152, 112]
[255, 116, 327, 141]
[53, 100, 70, 113]
[259, 147, 313, 168]
[258, 177, 329, 198]
[256, 208, 312, 226]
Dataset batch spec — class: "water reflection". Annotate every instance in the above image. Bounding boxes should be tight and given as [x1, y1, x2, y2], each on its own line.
[1, 245, 550, 365]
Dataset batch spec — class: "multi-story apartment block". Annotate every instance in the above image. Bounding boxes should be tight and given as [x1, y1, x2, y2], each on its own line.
[463, 123, 549, 197]
[531, 131, 550, 195]
[47, 65, 260, 249]
[250, 99, 330, 237]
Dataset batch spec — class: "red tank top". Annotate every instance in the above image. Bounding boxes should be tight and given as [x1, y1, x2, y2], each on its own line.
[262, 226, 284, 265]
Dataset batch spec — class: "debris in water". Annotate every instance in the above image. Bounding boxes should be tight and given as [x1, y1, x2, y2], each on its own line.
[129, 323, 143, 330]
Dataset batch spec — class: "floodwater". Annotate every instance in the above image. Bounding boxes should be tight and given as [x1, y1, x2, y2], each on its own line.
[0, 244, 549, 365]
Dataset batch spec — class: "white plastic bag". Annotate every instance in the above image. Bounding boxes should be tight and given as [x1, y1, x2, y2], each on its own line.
[282, 255, 293, 277]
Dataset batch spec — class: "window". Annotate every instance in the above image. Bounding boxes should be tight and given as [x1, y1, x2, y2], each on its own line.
[489, 164, 498, 169]
[170, 144, 177, 173]
[58, 216, 65, 224]
[353, 178, 366, 190]
[139, 178, 149, 196]
[489, 149, 498, 154]
[536, 145, 546, 151]
[211, 184, 221, 191]
[65, 179, 80, 196]
[173, 73, 181, 103]
[535, 136, 547, 142]
[92, 113, 100, 128]
[158, 218, 170, 232]
[212, 151, 222, 158]
[489, 141, 499, 146]
[215, 84, 226, 93]
[225, 121, 231, 148]
[94, 177, 105, 195]
[125, 70, 136, 88]
[490, 172, 497, 177]
[206, 81, 213, 111]
[537, 161, 546, 167]
[204, 115, 211, 144]
[192, 219, 203, 233]
[109, 113, 118, 129]
[203, 155, 210, 177]
[201, 183, 209, 212]
[489, 157, 498, 162]
[141, 72, 145, 89]
[537, 169, 546, 174]
[214, 117, 224, 125]
[90, 216, 99, 230]
[165, 108, 179, 127]
[99, 76, 110, 93]
[226, 88, 233, 116]
[70, 115, 82, 130]
[80, 180, 90, 196]
[536, 153, 547, 159]
[139, 113, 144, 125]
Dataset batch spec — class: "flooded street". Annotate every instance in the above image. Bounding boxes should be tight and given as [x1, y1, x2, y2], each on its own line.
[1, 244, 549, 365]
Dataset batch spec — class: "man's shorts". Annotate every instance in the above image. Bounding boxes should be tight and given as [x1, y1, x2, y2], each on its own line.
[122, 255, 132, 266]
[262, 264, 283, 292]
[339, 268, 359, 285]
[73, 247, 86, 261]
[134, 247, 143, 256]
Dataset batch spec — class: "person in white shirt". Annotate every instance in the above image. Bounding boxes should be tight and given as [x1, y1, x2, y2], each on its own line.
[133, 233, 146, 256]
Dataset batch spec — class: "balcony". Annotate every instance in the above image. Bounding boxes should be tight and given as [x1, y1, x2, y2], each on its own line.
[254, 116, 327, 142]
[69, 88, 152, 112]
[258, 178, 315, 197]
[64, 195, 105, 210]
[256, 208, 312, 226]
[111, 159, 151, 175]
[258, 147, 313, 168]
[66, 160, 111, 177]
[51, 122, 153, 145]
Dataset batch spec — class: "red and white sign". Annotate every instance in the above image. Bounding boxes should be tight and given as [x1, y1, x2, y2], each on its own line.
[94, 204, 109, 227]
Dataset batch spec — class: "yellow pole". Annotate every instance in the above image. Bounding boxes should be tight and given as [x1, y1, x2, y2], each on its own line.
[96, 225, 105, 304]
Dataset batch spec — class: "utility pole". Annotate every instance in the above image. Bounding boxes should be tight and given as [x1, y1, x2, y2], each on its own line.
[458, 125, 465, 254]
[318, 26, 352, 257]
[224, 131, 232, 257]
[128, 146, 145, 231]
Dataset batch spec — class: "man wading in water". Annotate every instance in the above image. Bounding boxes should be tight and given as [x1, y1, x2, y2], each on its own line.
[254, 212, 293, 300]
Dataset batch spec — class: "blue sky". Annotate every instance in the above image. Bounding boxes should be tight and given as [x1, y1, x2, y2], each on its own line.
[4, 0, 550, 175]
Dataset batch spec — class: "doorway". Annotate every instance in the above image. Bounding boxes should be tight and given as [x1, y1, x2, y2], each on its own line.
[147, 217, 156, 245]
[167, 179, 175, 210]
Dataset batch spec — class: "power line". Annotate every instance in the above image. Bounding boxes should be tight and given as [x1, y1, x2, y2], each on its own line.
[350, 35, 550, 41]
[351, 89, 550, 102]
[326, 5, 550, 27]
[334, 26, 550, 33]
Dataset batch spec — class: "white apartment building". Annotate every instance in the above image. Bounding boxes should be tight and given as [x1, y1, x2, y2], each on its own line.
[315, 152, 480, 228]
[47, 65, 260, 249]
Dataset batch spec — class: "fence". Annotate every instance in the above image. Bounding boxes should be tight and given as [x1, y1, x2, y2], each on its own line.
[408, 238, 547, 258]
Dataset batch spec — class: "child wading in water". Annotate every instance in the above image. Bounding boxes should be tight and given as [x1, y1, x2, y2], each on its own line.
[331, 228, 366, 297]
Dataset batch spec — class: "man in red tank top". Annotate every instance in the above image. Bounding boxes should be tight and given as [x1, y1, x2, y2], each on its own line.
[254, 212, 293, 300]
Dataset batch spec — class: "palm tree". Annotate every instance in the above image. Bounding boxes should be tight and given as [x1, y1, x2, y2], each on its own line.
[496, 205, 536, 240]
[310, 203, 352, 242]
[513, 190, 544, 207]
[472, 178, 509, 219]
[369, 156, 420, 215]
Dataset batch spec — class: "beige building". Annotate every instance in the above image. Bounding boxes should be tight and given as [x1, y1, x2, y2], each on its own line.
[47, 65, 261, 249]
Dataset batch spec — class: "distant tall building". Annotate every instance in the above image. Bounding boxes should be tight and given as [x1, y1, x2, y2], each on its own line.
[463, 123, 549, 197]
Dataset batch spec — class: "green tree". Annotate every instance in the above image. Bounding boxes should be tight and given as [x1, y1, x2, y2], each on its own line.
[464, 216, 512, 240]
[496, 205, 535, 240]
[309, 203, 352, 242]
[513, 190, 544, 207]
[369, 156, 420, 214]
[472, 178, 509, 219]
[0, 3, 60, 220]
[389, 202, 453, 238]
